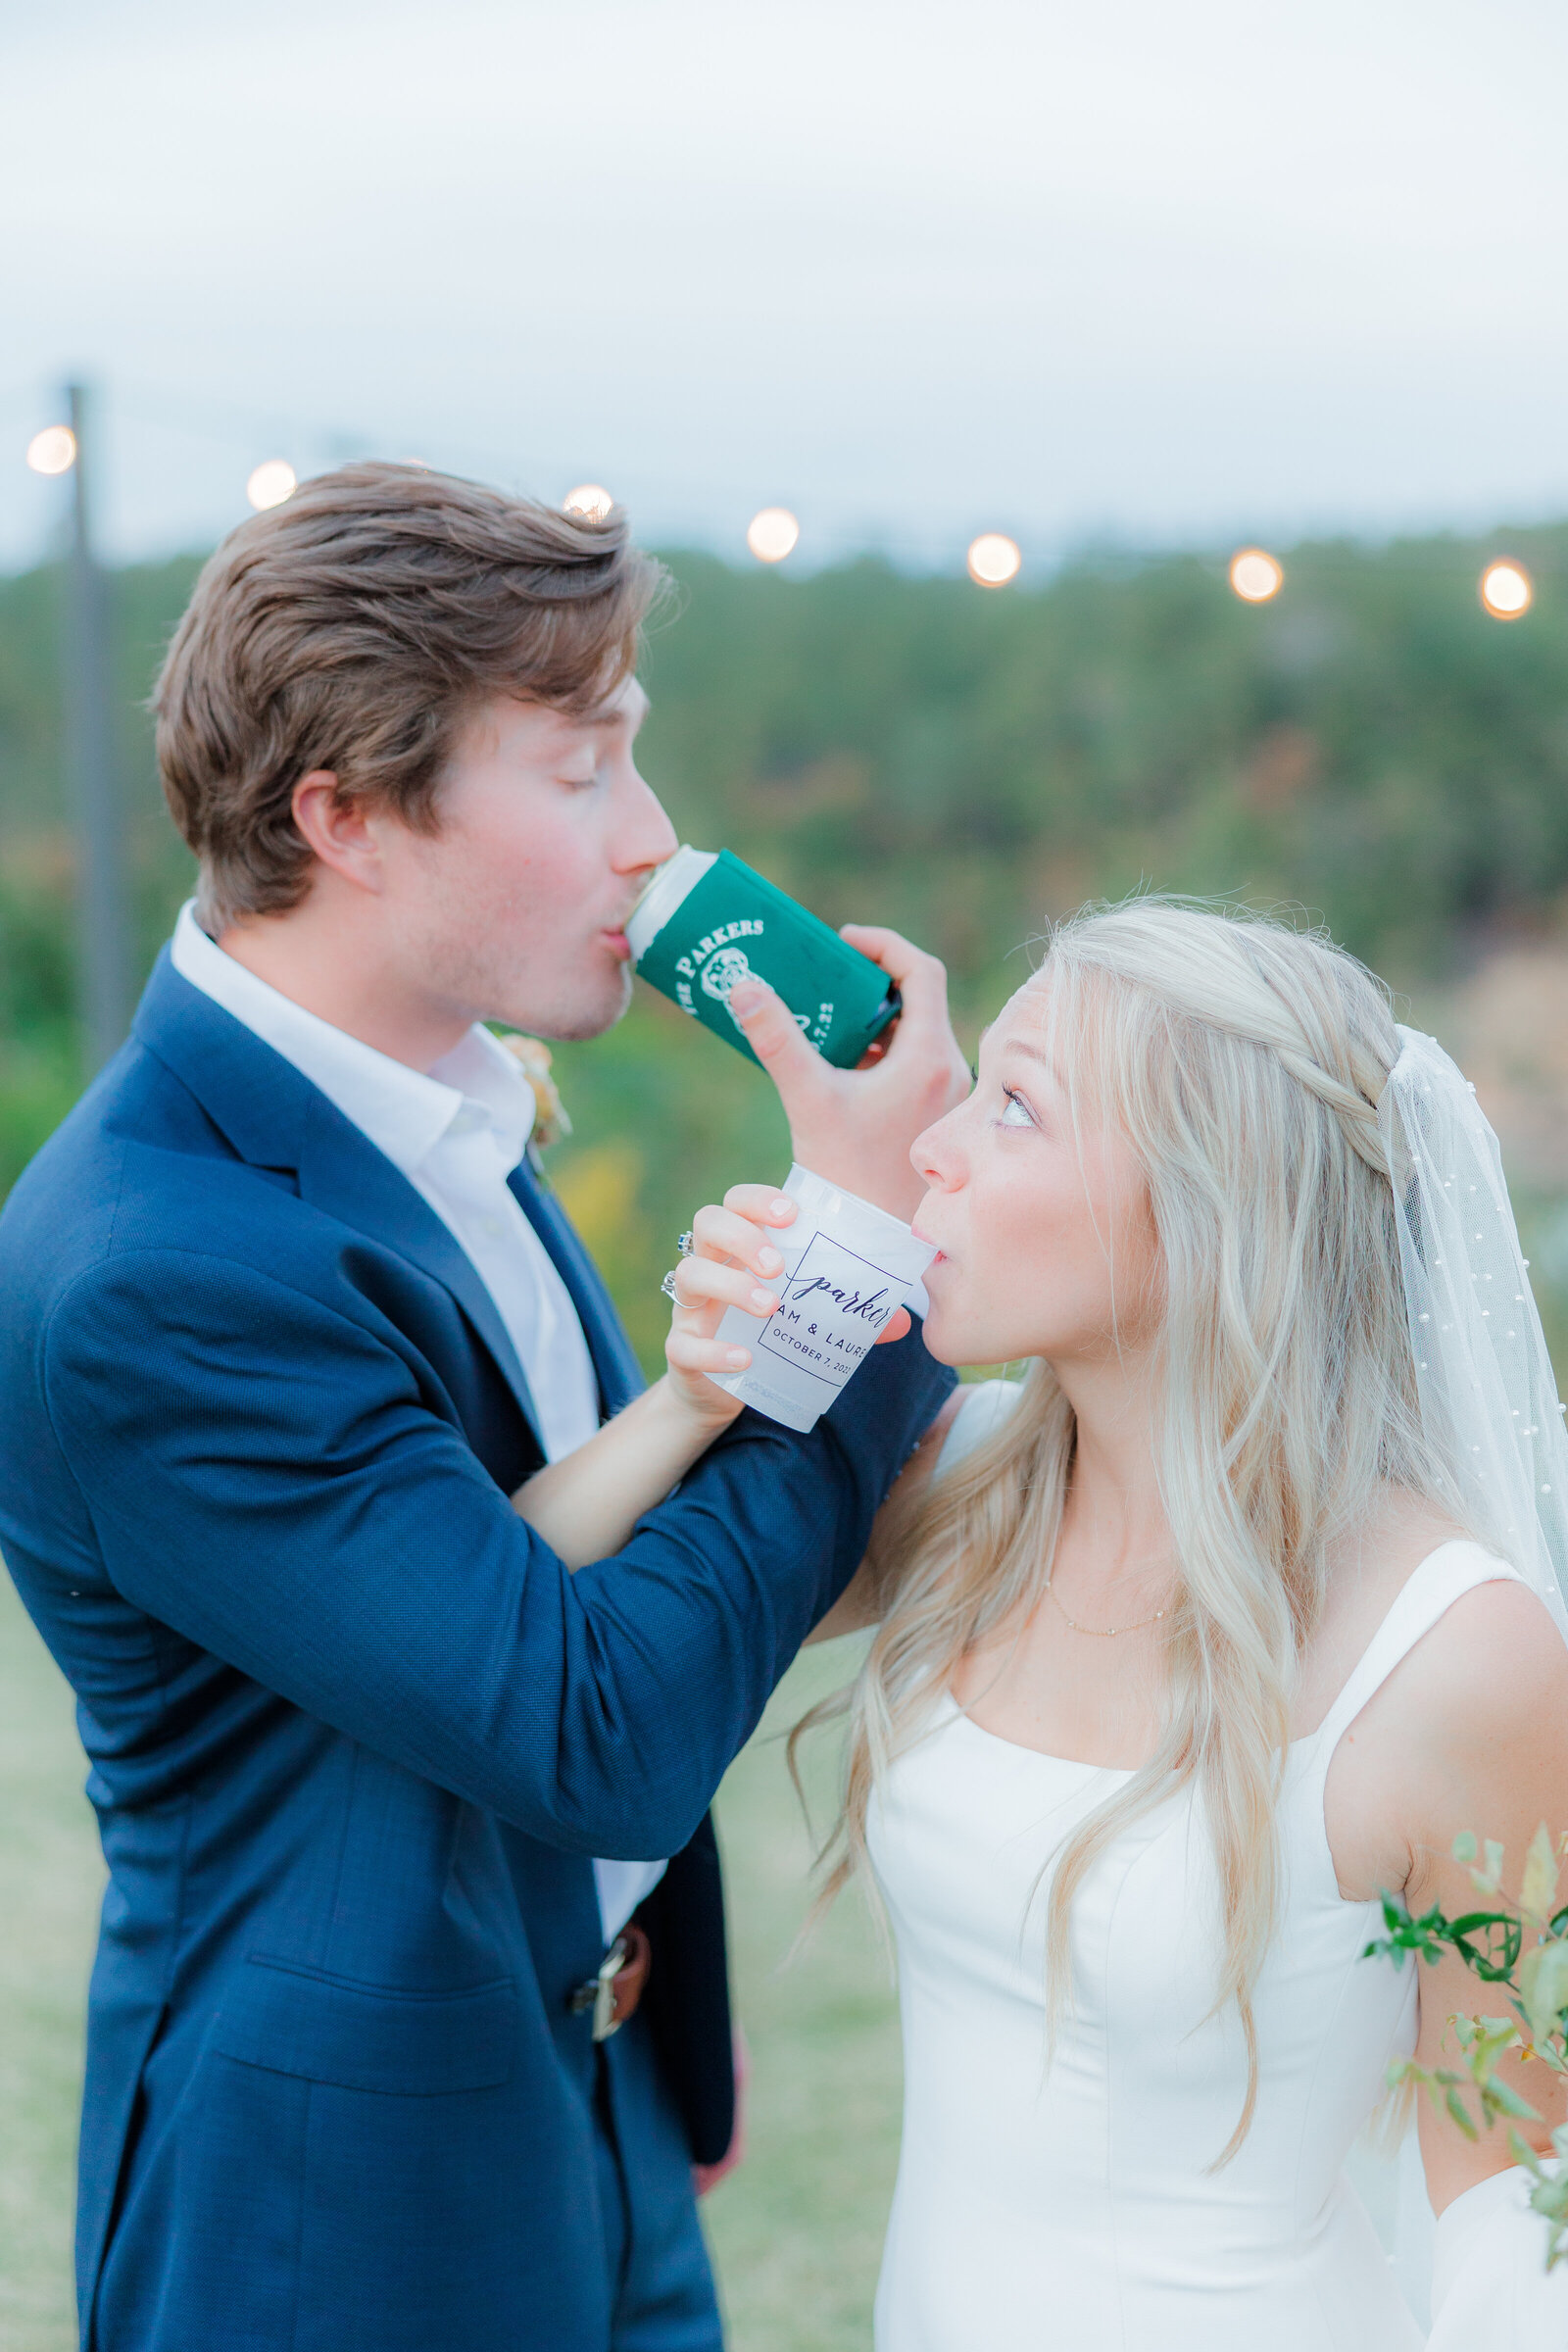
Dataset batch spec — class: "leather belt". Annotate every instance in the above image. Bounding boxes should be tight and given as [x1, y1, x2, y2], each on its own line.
[569, 1922, 653, 2042]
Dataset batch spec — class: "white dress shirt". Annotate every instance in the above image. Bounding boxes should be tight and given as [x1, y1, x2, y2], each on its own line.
[172, 904, 666, 1939]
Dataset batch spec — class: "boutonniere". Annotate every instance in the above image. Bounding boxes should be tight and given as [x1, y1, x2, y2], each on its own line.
[495, 1034, 573, 1151]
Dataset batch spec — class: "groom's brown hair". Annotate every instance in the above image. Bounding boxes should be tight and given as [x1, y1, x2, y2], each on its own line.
[154, 463, 663, 931]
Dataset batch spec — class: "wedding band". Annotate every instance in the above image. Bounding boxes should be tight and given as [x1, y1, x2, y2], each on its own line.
[661, 1269, 680, 1303]
[676, 1230, 694, 1258]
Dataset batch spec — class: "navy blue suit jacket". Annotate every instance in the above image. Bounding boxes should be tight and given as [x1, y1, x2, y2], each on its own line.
[0, 952, 953, 2352]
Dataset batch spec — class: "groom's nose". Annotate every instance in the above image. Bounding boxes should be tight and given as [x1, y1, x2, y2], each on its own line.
[611, 769, 679, 879]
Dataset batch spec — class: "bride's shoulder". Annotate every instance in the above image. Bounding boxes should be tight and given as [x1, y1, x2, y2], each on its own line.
[1322, 1488, 1479, 1621]
[1332, 1488, 1567, 1739]
[1319, 1509, 1568, 1949]
[1306, 1490, 1560, 1735]
[1388, 1555, 1568, 1726]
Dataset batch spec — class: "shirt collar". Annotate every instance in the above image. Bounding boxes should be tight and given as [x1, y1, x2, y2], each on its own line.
[170, 902, 536, 1179]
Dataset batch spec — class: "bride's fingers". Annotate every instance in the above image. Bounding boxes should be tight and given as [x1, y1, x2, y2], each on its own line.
[667, 1326, 754, 1375]
[668, 1259, 780, 1319]
[720, 1183, 798, 1228]
[691, 1200, 792, 1278]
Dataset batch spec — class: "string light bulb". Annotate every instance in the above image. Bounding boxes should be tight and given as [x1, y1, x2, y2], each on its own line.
[966, 533, 1021, 587]
[25, 425, 76, 475]
[564, 483, 613, 521]
[1480, 560, 1532, 619]
[246, 459, 297, 512]
[747, 507, 800, 563]
[1229, 548, 1284, 603]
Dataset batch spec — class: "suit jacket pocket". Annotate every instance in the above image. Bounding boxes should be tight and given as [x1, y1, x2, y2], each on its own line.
[212, 1956, 515, 2095]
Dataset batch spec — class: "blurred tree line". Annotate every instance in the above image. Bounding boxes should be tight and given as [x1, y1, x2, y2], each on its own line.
[3, 525, 1567, 1366]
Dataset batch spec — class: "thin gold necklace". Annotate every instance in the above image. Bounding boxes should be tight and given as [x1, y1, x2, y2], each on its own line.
[1043, 1574, 1169, 1639]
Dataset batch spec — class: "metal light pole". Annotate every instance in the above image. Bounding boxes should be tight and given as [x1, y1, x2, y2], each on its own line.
[62, 381, 131, 1070]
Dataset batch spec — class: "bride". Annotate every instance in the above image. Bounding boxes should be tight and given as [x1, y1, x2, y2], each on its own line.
[518, 901, 1568, 2347]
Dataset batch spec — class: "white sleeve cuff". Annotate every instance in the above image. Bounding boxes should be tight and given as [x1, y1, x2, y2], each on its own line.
[1427, 2166, 1568, 2348]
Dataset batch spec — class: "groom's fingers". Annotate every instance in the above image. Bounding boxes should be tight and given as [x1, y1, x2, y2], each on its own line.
[873, 1306, 912, 1347]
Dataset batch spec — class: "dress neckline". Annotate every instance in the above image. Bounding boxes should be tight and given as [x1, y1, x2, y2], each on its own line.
[941, 1538, 1509, 1775]
[937, 1696, 1138, 1778]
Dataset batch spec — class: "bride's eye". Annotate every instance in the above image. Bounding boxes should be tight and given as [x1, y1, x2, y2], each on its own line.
[999, 1089, 1035, 1130]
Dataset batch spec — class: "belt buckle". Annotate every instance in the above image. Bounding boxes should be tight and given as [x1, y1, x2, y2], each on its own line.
[568, 1935, 631, 2042]
[593, 1936, 630, 2042]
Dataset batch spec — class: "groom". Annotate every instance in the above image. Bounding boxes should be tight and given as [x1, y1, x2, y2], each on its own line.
[0, 466, 966, 2352]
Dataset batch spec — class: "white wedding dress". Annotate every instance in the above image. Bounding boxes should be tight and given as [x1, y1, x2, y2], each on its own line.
[867, 1382, 1563, 2350]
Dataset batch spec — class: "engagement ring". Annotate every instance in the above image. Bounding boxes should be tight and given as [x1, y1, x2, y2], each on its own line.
[676, 1231, 694, 1257]
[661, 1269, 681, 1303]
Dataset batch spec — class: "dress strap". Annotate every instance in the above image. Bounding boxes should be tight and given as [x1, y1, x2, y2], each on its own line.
[1306, 1541, 1524, 1764]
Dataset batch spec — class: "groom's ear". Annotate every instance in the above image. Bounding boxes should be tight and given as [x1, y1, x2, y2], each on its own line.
[287, 771, 390, 898]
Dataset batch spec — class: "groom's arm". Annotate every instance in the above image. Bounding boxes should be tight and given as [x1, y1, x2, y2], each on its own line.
[42, 1248, 953, 1859]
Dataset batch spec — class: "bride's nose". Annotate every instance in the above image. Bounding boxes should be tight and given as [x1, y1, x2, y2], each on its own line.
[910, 1105, 965, 1191]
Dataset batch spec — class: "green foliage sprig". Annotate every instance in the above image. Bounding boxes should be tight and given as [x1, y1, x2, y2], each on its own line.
[1364, 1826, 1568, 2269]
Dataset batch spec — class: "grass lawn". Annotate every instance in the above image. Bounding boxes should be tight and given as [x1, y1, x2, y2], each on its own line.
[0, 1583, 103, 2352]
[0, 1576, 897, 2352]
[704, 1643, 900, 2349]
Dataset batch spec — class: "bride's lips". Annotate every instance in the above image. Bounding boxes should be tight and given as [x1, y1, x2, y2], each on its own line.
[603, 928, 633, 961]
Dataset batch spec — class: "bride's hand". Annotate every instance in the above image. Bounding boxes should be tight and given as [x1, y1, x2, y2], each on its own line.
[662, 1186, 799, 1427]
[516, 1183, 918, 1571]
[724, 928, 970, 1223]
[663, 1183, 913, 1427]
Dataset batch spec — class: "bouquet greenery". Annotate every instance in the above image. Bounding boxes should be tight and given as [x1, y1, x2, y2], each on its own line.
[1365, 1826, 1568, 2268]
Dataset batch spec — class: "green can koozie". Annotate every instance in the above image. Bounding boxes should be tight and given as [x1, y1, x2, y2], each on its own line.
[625, 848, 900, 1070]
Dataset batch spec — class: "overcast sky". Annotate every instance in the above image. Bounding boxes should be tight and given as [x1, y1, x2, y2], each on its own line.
[3, 0, 1566, 570]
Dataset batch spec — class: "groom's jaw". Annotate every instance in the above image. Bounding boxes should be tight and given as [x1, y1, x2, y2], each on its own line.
[218, 674, 676, 1067]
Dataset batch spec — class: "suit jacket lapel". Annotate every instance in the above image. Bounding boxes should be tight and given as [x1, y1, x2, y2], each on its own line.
[291, 1090, 544, 1438]
[509, 1155, 644, 1419]
[134, 953, 545, 1446]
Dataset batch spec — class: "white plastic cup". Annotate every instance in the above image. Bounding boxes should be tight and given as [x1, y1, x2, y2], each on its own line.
[708, 1165, 937, 1433]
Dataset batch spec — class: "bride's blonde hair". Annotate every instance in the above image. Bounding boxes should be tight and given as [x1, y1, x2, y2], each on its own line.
[798, 900, 1459, 2159]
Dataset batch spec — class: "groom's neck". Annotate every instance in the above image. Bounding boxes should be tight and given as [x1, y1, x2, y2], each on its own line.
[218, 891, 475, 1074]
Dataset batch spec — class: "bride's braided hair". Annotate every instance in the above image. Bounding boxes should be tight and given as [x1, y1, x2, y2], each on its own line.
[795, 899, 1455, 2164]
[1223, 973, 1393, 1176]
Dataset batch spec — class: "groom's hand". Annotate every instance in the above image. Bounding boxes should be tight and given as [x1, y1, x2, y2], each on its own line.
[727, 925, 971, 1221]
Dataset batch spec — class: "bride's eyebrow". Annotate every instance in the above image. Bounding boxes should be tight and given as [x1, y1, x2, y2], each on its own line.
[1005, 1038, 1070, 1093]
[979, 1027, 1065, 1092]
